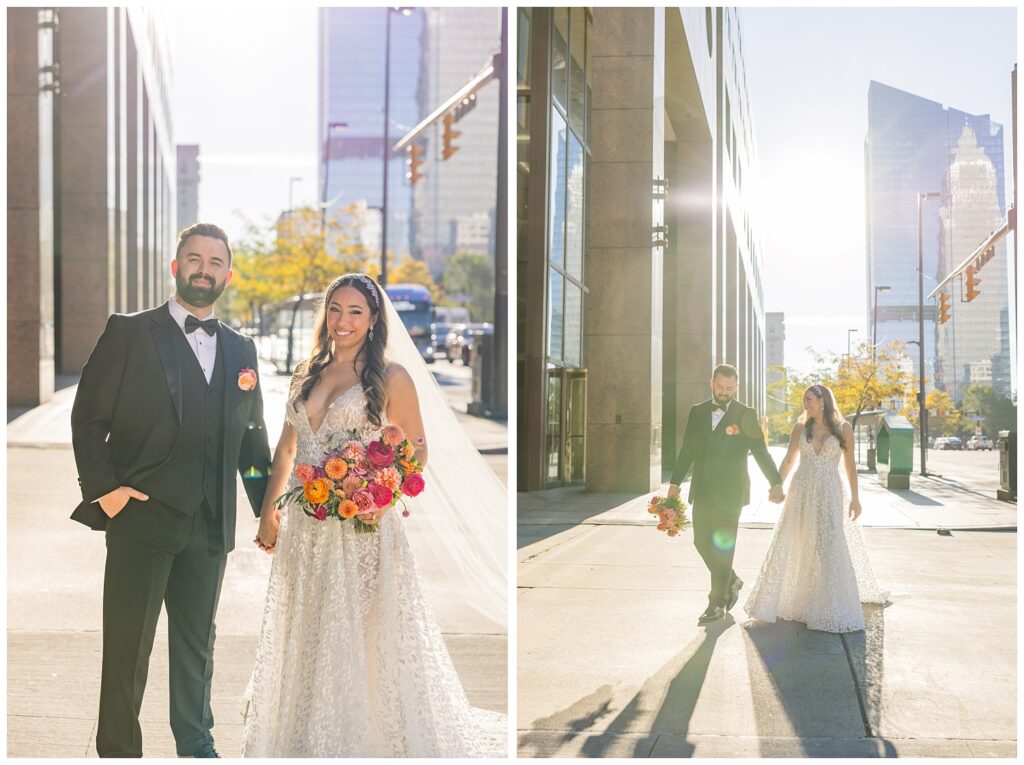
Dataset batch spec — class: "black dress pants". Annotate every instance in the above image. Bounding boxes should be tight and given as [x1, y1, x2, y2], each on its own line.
[96, 500, 226, 757]
[691, 494, 743, 607]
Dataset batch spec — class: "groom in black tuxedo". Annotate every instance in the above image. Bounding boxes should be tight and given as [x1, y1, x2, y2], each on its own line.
[70, 223, 271, 757]
[668, 364, 783, 626]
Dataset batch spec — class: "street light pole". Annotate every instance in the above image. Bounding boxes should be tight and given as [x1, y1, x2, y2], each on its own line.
[918, 191, 941, 477]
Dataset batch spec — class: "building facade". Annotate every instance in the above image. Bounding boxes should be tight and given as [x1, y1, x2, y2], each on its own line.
[176, 144, 200, 231]
[766, 312, 785, 415]
[8, 7, 174, 407]
[864, 81, 1007, 402]
[318, 8, 425, 264]
[414, 8, 501, 274]
[518, 7, 769, 492]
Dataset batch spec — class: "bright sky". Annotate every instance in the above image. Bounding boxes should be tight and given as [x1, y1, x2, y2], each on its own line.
[170, 7, 319, 244]
[742, 6, 1016, 375]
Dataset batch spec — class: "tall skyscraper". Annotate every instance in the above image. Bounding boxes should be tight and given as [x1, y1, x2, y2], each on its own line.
[937, 124, 1010, 401]
[318, 8, 426, 262]
[414, 8, 501, 274]
[318, 8, 500, 273]
[864, 81, 1006, 401]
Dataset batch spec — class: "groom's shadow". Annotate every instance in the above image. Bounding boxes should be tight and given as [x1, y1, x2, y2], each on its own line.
[518, 615, 735, 758]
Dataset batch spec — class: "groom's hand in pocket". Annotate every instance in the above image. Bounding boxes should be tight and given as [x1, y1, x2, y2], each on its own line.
[97, 486, 149, 518]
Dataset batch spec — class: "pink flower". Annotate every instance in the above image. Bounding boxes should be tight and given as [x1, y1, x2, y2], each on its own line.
[725, 424, 740, 436]
[401, 473, 425, 497]
[341, 475, 363, 494]
[373, 467, 402, 492]
[351, 489, 373, 512]
[352, 458, 370, 475]
[237, 368, 257, 392]
[381, 425, 405, 447]
[340, 441, 366, 461]
[367, 440, 395, 469]
[294, 464, 316, 483]
[368, 482, 394, 508]
[313, 505, 327, 521]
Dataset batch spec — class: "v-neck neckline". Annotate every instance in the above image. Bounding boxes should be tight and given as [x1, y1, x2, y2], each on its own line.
[300, 382, 362, 436]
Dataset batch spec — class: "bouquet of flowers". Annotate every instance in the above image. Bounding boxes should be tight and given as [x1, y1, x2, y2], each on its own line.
[647, 495, 688, 537]
[274, 424, 425, 533]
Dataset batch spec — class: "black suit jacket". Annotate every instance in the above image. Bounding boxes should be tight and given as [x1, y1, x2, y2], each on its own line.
[69, 303, 272, 552]
[669, 399, 782, 509]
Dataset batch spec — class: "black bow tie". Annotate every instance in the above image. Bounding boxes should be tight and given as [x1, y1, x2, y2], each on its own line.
[712, 402, 729, 412]
[184, 315, 218, 336]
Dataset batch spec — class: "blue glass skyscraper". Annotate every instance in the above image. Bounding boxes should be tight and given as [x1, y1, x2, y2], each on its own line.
[865, 81, 1006, 398]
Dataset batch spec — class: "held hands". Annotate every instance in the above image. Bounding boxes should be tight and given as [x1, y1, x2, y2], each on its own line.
[848, 498, 862, 521]
[768, 484, 785, 504]
[255, 507, 281, 554]
[97, 486, 149, 518]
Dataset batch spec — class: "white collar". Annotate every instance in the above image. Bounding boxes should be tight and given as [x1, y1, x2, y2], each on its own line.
[167, 296, 216, 333]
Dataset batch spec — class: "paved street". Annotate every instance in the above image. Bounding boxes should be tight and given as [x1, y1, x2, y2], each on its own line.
[7, 355, 508, 757]
[517, 448, 1016, 758]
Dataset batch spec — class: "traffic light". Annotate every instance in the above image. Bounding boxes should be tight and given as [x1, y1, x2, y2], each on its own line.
[938, 291, 951, 324]
[406, 143, 424, 185]
[442, 113, 461, 160]
[965, 265, 981, 302]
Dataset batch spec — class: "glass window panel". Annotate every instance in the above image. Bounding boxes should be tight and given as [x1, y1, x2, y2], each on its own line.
[517, 7, 532, 88]
[565, 281, 582, 367]
[565, 135, 584, 280]
[517, 96, 530, 173]
[548, 267, 564, 361]
[551, 7, 569, 111]
[546, 367, 562, 483]
[548, 107, 567, 270]
[569, 7, 586, 134]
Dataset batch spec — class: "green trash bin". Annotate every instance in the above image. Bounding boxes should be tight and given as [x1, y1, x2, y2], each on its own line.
[876, 414, 914, 490]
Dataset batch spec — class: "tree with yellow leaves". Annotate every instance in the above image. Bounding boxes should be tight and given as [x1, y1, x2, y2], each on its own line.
[228, 204, 371, 371]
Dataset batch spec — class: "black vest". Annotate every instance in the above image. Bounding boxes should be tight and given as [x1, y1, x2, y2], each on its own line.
[137, 330, 226, 516]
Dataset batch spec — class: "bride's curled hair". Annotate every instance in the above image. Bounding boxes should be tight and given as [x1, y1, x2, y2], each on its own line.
[291, 273, 389, 428]
[800, 384, 846, 450]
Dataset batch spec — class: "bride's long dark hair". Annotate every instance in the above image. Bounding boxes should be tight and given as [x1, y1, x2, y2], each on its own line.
[291, 273, 390, 428]
[802, 384, 846, 450]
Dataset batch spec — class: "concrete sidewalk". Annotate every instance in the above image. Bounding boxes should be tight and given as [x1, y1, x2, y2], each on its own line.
[7, 358, 508, 757]
[517, 454, 1016, 757]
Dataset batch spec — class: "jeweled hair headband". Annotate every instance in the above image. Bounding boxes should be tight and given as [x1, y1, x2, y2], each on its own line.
[342, 273, 380, 308]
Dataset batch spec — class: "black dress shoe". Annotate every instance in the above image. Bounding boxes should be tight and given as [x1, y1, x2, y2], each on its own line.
[727, 575, 744, 611]
[697, 604, 725, 625]
[192, 743, 220, 758]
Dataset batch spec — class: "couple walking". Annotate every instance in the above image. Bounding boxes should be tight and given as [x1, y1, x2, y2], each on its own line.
[667, 364, 887, 632]
[70, 223, 506, 757]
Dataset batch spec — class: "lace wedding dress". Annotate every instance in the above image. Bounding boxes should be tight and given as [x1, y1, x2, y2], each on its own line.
[743, 434, 888, 633]
[240, 385, 507, 756]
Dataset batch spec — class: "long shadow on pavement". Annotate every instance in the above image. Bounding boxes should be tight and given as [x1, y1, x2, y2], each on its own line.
[517, 616, 735, 757]
[742, 604, 895, 757]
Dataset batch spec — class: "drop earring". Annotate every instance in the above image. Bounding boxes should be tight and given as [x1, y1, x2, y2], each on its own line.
[369, 325, 375, 342]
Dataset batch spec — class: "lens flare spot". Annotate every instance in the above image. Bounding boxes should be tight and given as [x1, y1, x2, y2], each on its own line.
[712, 529, 736, 552]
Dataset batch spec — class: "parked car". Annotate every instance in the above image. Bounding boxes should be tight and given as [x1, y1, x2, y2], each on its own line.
[941, 436, 963, 451]
[427, 322, 452, 362]
[444, 323, 493, 365]
[933, 437, 947, 450]
[966, 435, 993, 451]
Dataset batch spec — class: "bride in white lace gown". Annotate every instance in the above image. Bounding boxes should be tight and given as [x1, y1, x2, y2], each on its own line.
[241, 274, 506, 757]
[744, 384, 887, 633]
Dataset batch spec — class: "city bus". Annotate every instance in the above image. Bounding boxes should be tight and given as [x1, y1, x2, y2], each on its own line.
[384, 283, 434, 362]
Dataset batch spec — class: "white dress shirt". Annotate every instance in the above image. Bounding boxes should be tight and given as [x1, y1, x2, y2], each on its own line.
[711, 399, 731, 431]
[167, 297, 218, 384]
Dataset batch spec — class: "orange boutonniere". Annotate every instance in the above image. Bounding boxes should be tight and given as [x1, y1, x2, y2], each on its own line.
[725, 424, 740, 436]
[238, 367, 257, 391]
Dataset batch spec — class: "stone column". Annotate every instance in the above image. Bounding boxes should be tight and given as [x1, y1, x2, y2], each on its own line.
[57, 7, 111, 374]
[7, 8, 56, 407]
[585, 7, 665, 493]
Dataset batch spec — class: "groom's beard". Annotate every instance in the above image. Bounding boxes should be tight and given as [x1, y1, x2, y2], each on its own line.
[714, 394, 734, 407]
[176, 271, 226, 308]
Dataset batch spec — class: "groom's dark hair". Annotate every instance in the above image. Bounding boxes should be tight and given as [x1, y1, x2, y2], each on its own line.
[175, 222, 233, 266]
[712, 363, 738, 380]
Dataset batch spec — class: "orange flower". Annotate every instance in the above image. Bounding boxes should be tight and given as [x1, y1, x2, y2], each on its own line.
[338, 499, 359, 519]
[373, 466, 402, 492]
[398, 458, 422, 474]
[324, 457, 348, 480]
[400, 442, 415, 459]
[303, 478, 330, 505]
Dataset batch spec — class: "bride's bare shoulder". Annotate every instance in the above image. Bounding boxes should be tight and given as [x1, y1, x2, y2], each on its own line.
[384, 362, 416, 393]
